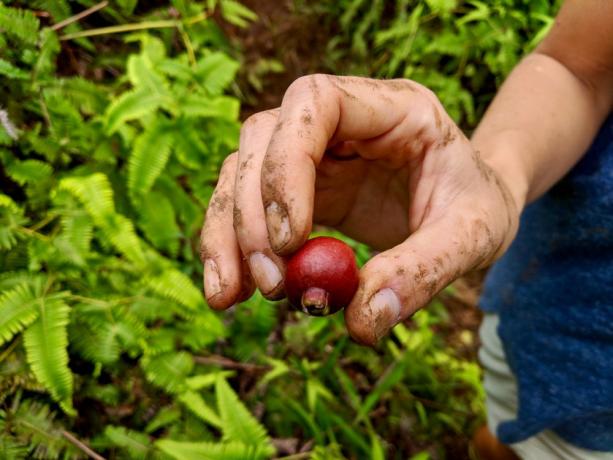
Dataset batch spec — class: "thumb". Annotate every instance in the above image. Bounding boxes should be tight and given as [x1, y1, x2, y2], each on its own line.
[345, 214, 496, 346]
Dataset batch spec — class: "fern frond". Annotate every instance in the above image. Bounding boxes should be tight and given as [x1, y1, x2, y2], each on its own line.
[146, 269, 205, 311]
[0, 436, 27, 459]
[156, 439, 273, 460]
[180, 95, 239, 121]
[127, 54, 169, 96]
[142, 351, 193, 394]
[104, 89, 165, 134]
[53, 77, 108, 115]
[69, 320, 121, 365]
[171, 120, 208, 170]
[0, 5, 40, 44]
[178, 391, 223, 429]
[137, 191, 180, 255]
[155, 176, 201, 233]
[194, 52, 240, 96]
[0, 194, 27, 251]
[23, 296, 74, 414]
[10, 400, 76, 459]
[180, 310, 226, 351]
[128, 118, 174, 201]
[103, 426, 152, 460]
[53, 211, 93, 267]
[216, 377, 272, 451]
[6, 160, 53, 186]
[219, 0, 257, 28]
[0, 282, 42, 346]
[59, 174, 145, 264]
[0, 58, 29, 80]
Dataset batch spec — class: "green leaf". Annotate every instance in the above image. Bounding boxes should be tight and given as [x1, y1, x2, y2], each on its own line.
[147, 269, 206, 311]
[23, 295, 74, 414]
[195, 52, 240, 96]
[142, 351, 194, 394]
[59, 174, 146, 264]
[137, 191, 180, 255]
[181, 95, 240, 121]
[216, 377, 272, 452]
[104, 89, 165, 134]
[0, 58, 29, 80]
[127, 54, 169, 95]
[6, 160, 52, 185]
[0, 4, 39, 43]
[0, 282, 41, 346]
[156, 440, 271, 460]
[219, 0, 257, 28]
[178, 390, 223, 428]
[128, 118, 174, 201]
[104, 426, 151, 460]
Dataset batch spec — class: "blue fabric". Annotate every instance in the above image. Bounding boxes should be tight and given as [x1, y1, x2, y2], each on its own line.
[480, 114, 613, 451]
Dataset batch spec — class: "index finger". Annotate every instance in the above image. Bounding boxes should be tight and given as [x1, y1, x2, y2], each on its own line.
[261, 75, 442, 255]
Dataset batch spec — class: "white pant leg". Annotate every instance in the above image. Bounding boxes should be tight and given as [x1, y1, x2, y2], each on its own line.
[478, 313, 613, 460]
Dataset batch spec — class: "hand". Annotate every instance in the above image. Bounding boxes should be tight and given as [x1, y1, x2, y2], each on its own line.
[200, 75, 521, 346]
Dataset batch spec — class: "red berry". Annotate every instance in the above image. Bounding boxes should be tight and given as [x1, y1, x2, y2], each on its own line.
[284, 237, 359, 316]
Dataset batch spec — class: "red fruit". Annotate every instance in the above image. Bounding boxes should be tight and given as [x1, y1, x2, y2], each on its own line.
[284, 237, 359, 316]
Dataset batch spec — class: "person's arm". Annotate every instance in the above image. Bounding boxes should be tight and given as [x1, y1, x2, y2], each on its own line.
[472, 0, 613, 211]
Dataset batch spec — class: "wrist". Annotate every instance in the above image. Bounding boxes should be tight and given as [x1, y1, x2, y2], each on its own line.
[473, 139, 531, 216]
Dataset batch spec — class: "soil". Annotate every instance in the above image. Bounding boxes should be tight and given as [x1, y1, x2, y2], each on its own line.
[220, 0, 333, 119]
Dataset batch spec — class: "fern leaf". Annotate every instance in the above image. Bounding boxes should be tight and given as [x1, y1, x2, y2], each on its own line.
[180, 95, 239, 121]
[178, 391, 223, 429]
[171, 120, 208, 170]
[156, 440, 273, 460]
[11, 400, 77, 458]
[0, 5, 40, 44]
[137, 191, 180, 255]
[128, 118, 173, 201]
[0, 282, 41, 346]
[53, 211, 93, 267]
[0, 194, 27, 251]
[194, 52, 240, 96]
[0, 58, 29, 80]
[54, 77, 108, 115]
[23, 296, 74, 414]
[146, 269, 205, 311]
[216, 377, 272, 450]
[70, 320, 121, 365]
[219, 0, 257, 28]
[142, 351, 193, 394]
[127, 54, 169, 96]
[6, 159, 53, 185]
[59, 174, 145, 264]
[104, 89, 165, 134]
[104, 426, 151, 460]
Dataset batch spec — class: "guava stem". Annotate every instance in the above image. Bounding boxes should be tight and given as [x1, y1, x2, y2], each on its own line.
[301, 287, 330, 316]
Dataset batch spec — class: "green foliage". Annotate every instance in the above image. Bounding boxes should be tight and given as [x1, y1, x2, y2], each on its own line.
[0, 0, 546, 458]
[318, 0, 561, 129]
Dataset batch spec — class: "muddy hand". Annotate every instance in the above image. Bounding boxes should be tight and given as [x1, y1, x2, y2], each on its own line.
[200, 75, 521, 346]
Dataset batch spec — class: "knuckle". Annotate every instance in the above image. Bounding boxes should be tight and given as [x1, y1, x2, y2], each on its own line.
[220, 152, 238, 171]
[286, 73, 330, 97]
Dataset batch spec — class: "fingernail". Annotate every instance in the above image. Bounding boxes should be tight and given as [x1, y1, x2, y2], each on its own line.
[265, 201, 291, 250]
[204, 259, 221, 299]
[368, 288, 402, 340]
[249, 252, 283, 294]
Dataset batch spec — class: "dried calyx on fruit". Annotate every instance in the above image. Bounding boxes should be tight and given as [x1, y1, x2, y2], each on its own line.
[284, 237, 359, 316]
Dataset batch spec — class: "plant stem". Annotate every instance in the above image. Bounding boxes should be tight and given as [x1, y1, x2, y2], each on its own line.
[51, 1, 109, 31]
[59, 12, 210, 41]
[62, 430, 107, 460]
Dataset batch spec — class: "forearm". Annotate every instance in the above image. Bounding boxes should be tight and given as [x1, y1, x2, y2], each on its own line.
[472, 51, 611, 211]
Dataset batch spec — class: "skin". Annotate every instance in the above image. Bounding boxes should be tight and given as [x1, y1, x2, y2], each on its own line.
[200, 0, 613, 347]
